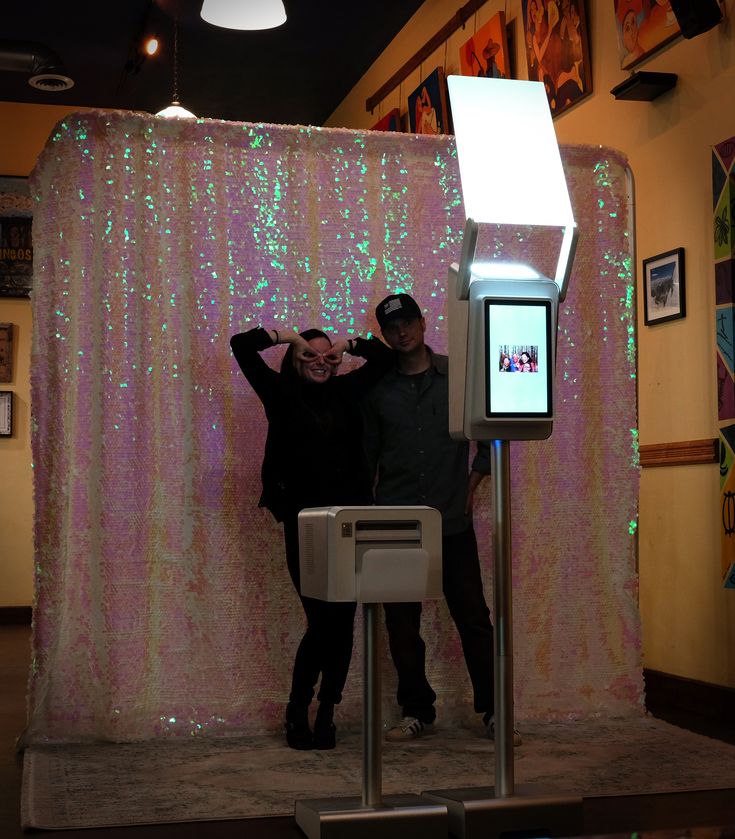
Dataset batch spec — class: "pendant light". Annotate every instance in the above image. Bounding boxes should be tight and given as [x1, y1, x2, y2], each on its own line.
[156, 18, 196, 119]
[200, 0, 286, 31]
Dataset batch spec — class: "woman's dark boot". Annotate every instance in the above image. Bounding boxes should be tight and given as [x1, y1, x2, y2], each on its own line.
[313, 702, 336, 750]
[285, 702, 312, 750]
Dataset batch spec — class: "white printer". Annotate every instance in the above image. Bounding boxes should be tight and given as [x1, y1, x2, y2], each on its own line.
[298, 506, 443, 603]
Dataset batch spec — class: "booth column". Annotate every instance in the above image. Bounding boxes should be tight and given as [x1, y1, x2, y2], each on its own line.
[492, 439, 514, 797]
[363, 602, 382, 808]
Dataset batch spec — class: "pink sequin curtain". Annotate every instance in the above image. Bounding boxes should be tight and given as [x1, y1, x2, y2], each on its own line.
[26, 111, 641, 743]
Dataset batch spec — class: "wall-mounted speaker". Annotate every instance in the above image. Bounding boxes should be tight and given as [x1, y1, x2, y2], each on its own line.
[668, 0, 723, 39]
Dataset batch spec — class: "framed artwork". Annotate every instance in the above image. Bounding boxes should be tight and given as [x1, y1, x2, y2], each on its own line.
[459, 11, 511, 79]
[643, 247, 686, 325]
[614, 0, 681, 70]
[0, 391, 12, 436]
[407, 67, 451, 135]
[521, 0, 593, 117]
[0, 322, 12, 383]
[371, 108, 402, 132]
[0, 176, 33, 298]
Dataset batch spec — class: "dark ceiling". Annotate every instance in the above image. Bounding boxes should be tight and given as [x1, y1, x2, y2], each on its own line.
[0, 0, 426, 126]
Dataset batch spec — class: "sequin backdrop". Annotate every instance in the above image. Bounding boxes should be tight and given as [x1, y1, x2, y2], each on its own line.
[27, 111, 640, 742]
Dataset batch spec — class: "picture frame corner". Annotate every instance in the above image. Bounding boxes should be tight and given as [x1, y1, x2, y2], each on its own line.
[642, 246, 686, 326]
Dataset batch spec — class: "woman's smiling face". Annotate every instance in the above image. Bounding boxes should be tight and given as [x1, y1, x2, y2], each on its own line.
[295, 336, 336, 384]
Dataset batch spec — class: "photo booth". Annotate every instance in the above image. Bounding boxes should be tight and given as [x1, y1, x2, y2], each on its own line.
[25, 110, 639, 751]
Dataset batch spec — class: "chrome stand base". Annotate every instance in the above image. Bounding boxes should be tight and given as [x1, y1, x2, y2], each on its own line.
[295, 794, 448, 839]
[422, 784, 583, 839]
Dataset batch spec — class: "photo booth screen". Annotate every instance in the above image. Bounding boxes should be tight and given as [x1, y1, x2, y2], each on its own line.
[485, 298, 553, 417]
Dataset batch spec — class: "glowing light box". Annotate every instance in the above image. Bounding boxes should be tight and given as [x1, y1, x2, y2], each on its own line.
[447, 76, 574, 229]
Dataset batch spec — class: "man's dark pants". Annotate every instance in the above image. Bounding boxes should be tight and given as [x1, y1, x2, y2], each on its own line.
[383, 525, 494, 724]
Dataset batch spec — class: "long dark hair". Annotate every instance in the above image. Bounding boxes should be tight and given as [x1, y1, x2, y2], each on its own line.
[280, 328, 332, 380]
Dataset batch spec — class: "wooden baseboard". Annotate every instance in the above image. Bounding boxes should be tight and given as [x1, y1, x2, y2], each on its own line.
[644, 668, 735, 727]
[639, 438, 718, 468]
[0, 606, 32, 625]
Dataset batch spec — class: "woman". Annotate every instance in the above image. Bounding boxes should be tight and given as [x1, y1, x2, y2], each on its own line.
[230, 324, 392, 750]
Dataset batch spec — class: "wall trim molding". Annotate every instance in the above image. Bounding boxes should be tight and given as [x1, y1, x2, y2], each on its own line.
[0, 606, 32, 625]
[639, 438, 718, 468]
[644, 667, 735, 728]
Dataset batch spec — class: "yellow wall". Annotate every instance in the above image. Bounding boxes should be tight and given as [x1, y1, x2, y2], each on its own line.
[327, 0, 735, 688]
[2, 2, 735, 688]
[1, 102, 93, 606]
[0, 299, 33, 606]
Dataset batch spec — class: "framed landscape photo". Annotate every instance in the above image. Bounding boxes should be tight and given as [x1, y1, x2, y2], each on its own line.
[643, 247, 685, 325]
[407, 67, 451, 135]
[521, 0, 593, 117]
[459, 11, 511, 79]
[614, 0, 681, 70]
[0, 176, 33, 298]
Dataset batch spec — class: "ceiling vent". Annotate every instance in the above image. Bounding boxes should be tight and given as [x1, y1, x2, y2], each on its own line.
[29, 72, 74, 91]
[0, 40, 75, 91]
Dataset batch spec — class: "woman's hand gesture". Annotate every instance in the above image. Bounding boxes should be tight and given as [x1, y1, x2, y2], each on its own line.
[325, 337, 350, 366]
[292, 336, 318, 364]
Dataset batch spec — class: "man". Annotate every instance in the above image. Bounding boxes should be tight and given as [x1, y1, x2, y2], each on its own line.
[362, 292, 521, 744]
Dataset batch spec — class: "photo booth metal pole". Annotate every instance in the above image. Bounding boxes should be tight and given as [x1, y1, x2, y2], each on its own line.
[423, 440, 583, 837]
[492, 438, 514, 797]
[363, 602, 382, 808]
[295, 568, 447, 838]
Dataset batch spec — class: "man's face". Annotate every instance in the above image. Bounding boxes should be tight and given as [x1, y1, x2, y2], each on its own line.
[380, 316, 426, 353]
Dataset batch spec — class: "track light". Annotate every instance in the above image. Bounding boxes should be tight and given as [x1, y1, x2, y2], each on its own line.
[143, 36, 160, 57]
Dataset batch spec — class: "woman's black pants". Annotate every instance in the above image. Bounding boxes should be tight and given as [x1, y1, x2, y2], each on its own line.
[283, 515, 357, 709]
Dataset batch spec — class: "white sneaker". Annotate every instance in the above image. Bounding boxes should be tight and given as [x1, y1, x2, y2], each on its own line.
[385, 716, 436, 742]
[486, 715, 522, 746]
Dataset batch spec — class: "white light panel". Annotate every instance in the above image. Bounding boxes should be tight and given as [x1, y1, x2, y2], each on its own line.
[447, 76, 574, 228]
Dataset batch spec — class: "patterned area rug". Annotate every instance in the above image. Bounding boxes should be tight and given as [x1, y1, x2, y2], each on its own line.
[21, 716, 735, 830]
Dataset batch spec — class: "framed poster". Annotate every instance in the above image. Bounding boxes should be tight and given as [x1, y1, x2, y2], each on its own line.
[614, 0, 681, 70]
[521, 0, 593, 117]
[0, 176, 33, 298]
[459, 11, 511, 79]
[371, 108, 402, 132]
[0, 322, 12, 383]
[407, 67, 451, 135]
[643, 247, 686, 325]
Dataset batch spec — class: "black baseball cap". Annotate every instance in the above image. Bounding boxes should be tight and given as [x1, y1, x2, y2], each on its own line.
[375, 293, 422, 328]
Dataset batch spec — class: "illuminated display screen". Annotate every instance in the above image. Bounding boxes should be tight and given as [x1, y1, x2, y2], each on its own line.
[485, 299, 552, 417]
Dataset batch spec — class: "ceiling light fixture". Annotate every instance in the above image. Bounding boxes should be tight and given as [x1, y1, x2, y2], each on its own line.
[143, 36, 160, 58]
[200, 0, 286, 31]
[156, 19, 196, 119]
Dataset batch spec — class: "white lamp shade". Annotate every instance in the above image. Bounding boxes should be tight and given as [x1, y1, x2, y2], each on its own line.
[200, 0, 286, 30]
[447, 76, 574, 228]
[156, 101, 197, 119]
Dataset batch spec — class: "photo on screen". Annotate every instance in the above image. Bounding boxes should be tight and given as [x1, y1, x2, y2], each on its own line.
[498, 345, 538, 372]
[485, 299, 552, 417]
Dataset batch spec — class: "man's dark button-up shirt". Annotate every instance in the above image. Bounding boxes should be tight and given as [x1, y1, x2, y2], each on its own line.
[362, 349, 491, 536]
